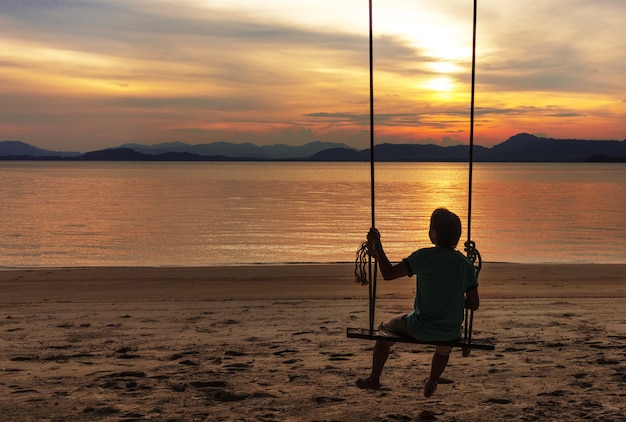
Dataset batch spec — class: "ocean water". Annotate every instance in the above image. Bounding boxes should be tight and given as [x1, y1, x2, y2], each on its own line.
[1, 161, 625, 267]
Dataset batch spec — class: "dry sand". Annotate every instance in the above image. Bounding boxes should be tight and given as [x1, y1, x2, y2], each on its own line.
[1, 263, 625, 421]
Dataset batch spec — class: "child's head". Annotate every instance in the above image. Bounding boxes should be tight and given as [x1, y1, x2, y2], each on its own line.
[429, 208, 462, 248]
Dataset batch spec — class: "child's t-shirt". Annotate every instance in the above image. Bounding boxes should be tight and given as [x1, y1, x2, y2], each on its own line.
[403, 246, 478, 341]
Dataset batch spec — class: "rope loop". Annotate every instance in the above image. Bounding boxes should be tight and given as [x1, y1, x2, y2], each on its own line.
[464, 240, 482, 275]
[354, 242, 370, 285]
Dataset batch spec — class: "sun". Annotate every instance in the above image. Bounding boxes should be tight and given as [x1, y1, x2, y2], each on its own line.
[423, 76, 454, 92]
[373, 8, 469, 95]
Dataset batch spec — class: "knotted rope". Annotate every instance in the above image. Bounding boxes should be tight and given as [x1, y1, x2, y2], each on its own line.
[354, 242, 370, 286]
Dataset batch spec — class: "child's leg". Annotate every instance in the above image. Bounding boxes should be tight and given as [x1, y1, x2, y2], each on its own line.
[424, 346, 451, 397]
[356, 314, 408, 390]
[371, 340, 391, 382]
[356, 340, 391, 390]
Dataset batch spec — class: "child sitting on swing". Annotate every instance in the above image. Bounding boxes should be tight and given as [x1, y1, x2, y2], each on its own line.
[356, 207, 480, 397]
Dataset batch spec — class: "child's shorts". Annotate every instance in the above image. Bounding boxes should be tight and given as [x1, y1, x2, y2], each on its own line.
[379, 314, 452, 356]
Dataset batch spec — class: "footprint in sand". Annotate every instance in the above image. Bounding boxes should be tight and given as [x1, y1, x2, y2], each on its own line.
[224, 350, 248, 357]
[190, 380, 227, 388]
[485, 398, 513, 404]
[327, 352, 354, 361]
[273, 349, 298, 357]
[596, 357, 619, 365]
[314, 396, 345, 404]
[223, 362, 252, 371]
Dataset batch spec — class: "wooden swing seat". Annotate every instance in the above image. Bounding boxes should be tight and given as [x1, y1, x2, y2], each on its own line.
[346, 327, 495, 350]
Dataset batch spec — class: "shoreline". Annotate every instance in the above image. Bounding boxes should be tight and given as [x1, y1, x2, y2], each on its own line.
[1, 262, 624, 302]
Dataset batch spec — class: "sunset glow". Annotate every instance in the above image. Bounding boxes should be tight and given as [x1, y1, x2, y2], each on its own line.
[0, 0, 624, 151]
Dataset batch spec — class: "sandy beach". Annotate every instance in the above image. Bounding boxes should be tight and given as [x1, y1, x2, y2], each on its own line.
[1, 263, 625, 421]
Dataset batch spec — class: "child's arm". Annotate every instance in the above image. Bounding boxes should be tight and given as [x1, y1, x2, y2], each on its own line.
[367, 228, 411, 280]
[465, 287, 480, 311]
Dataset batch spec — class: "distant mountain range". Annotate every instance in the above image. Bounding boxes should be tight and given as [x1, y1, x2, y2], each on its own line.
[1, 134, 625, 162]
[0, 141, 81, 158]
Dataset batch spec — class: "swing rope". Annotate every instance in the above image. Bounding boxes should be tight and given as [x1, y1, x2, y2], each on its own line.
[461, 0, 480, 356]
[352, 0, 491, 352]
[363, 0, 378, 332]
[354, 0, 378, 331]
[464, 0, 482, 277]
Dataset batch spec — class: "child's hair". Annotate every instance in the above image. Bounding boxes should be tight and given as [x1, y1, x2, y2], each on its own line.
[430, 208, 462, 248]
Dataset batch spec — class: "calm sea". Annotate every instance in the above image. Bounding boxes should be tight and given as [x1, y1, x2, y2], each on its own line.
[1, 161, 625, 267]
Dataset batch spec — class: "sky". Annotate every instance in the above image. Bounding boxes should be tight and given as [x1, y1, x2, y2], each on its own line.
[1, 0, 625, 152]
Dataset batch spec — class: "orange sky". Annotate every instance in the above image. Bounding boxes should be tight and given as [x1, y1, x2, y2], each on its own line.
[0, 0, 624, 152]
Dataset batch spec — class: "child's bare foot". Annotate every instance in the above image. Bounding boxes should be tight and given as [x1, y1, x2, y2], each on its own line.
[423, 378, 437, 398]
[356, 377, 380, 390]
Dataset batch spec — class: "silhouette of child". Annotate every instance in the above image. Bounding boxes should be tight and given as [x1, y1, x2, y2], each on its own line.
[356, 208, 480, 397]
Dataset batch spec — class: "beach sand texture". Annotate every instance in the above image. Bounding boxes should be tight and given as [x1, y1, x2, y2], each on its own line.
[1, 263, 625, 421]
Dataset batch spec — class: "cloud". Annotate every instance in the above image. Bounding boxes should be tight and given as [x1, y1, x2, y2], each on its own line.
[169, 125, 327, 147]
[305, 112, 424, 128]
[477, 0, 626, 96]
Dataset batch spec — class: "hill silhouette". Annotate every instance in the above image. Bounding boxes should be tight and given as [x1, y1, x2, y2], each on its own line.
[1, 134, 625, 162]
